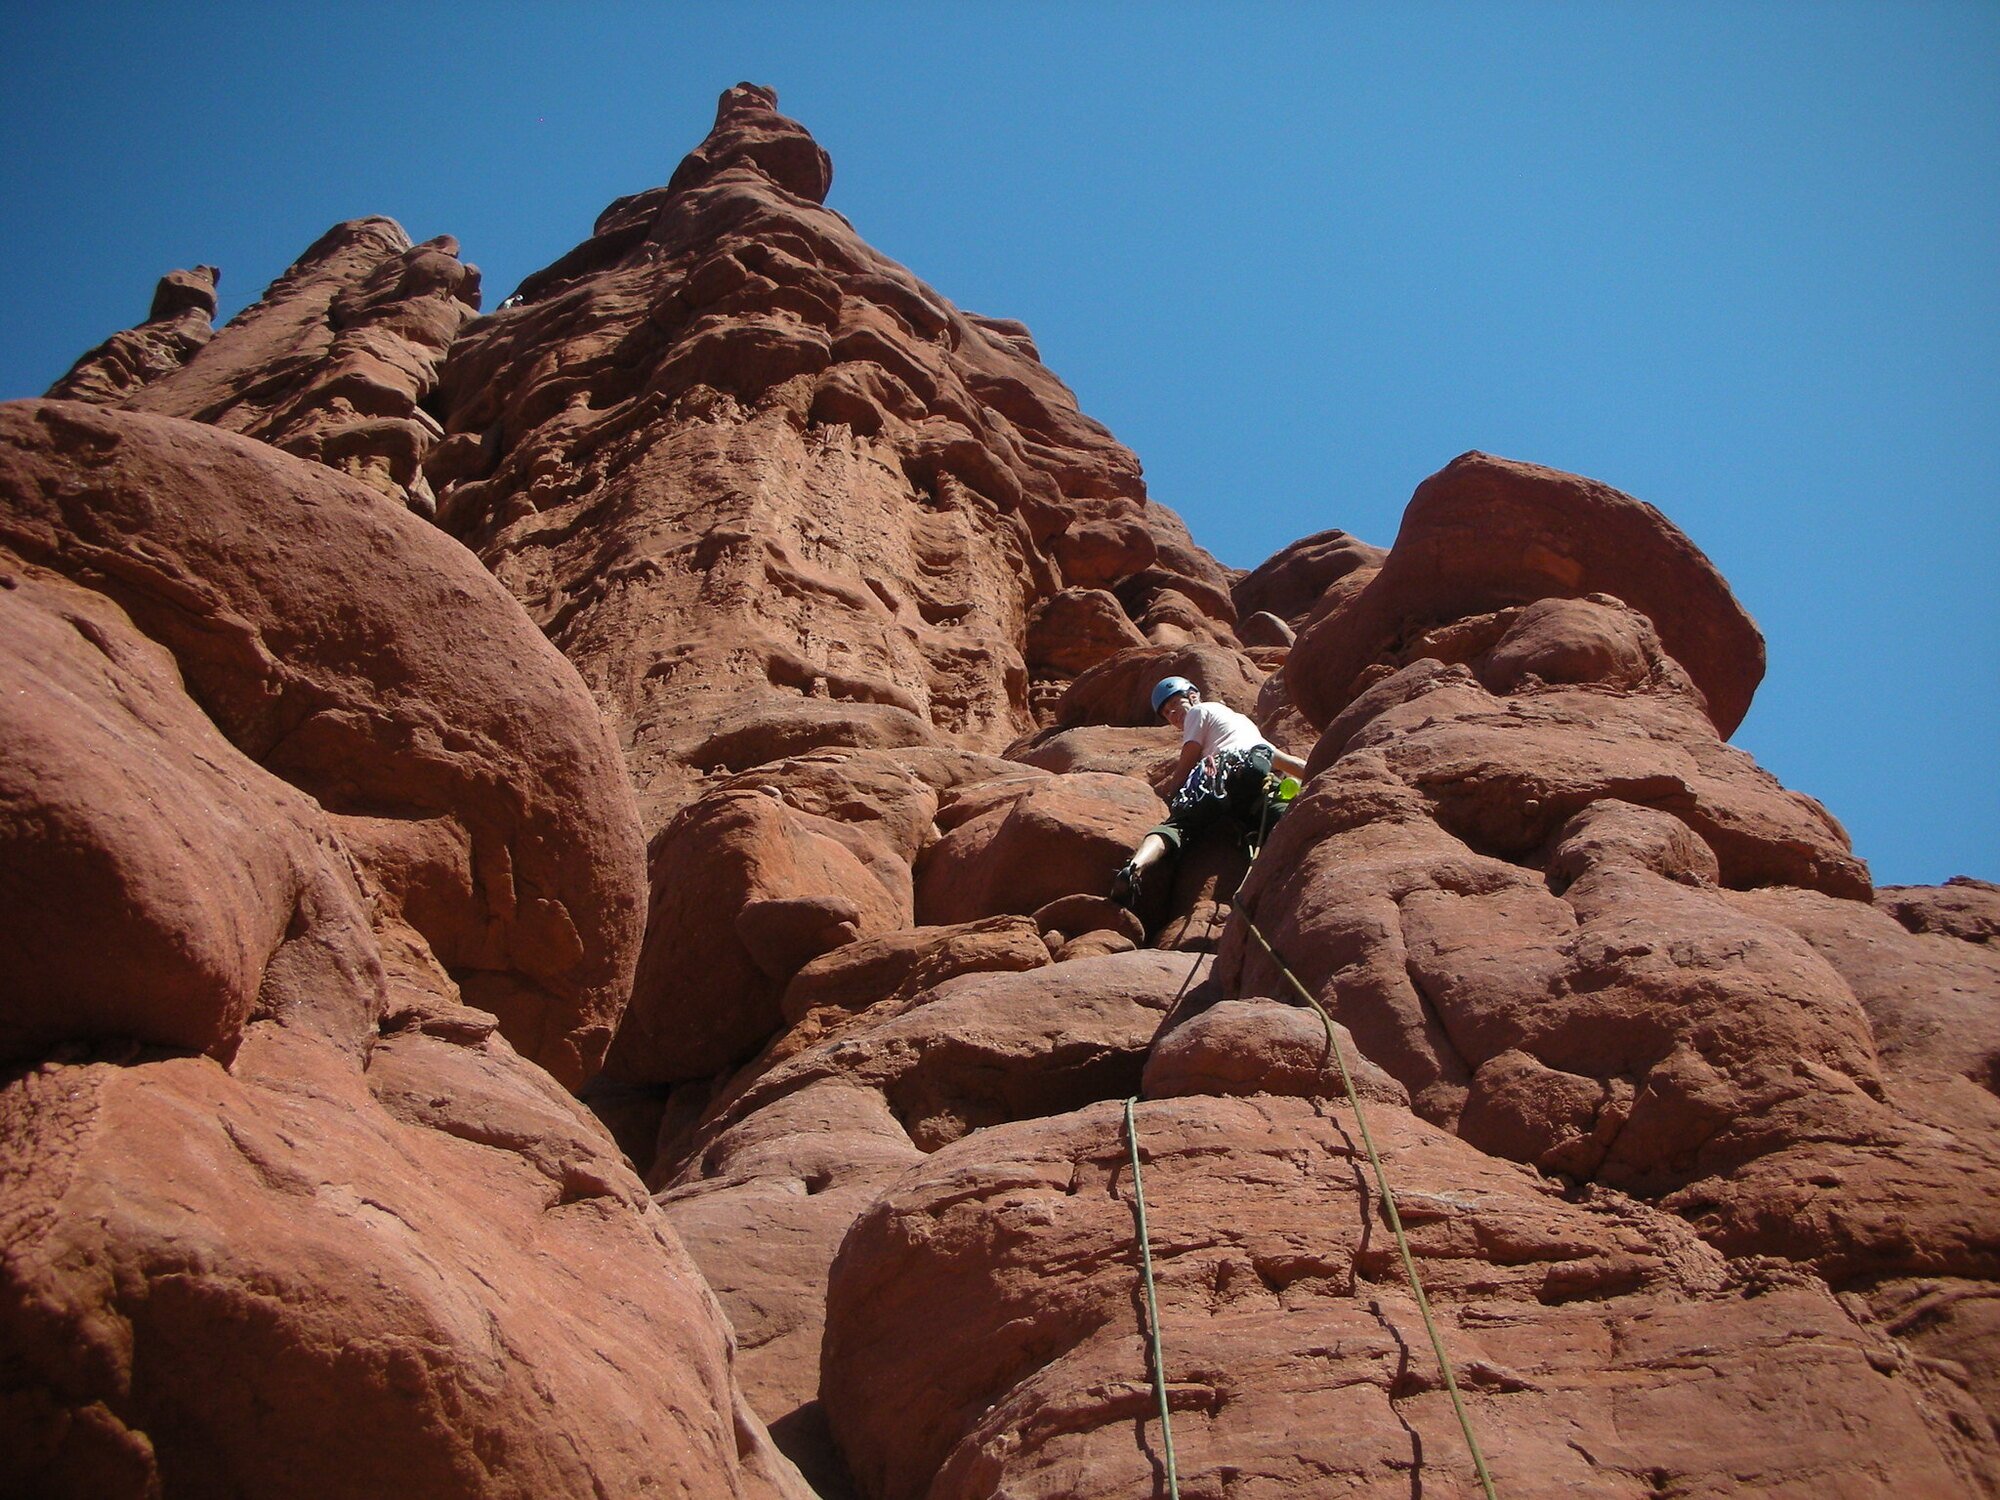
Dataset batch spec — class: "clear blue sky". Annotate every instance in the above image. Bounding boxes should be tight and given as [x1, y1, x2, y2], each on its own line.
[3, 3, 1993, 886]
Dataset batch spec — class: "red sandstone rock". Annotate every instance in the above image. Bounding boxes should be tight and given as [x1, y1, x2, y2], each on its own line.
[0, 402, 644, 1087]
[654, 951, 1193, 1489]
[1236, 608, 1295, 647]
[1024, 586, 1149, 676]
[778, 916, 1052, 1027]
[1734, 884, 2000, 1092]
[823, 1094, 1983, 1499]
[701, 948, 1187, 1155]
[1054, 643, 1267, 730]
[1222, 729, 1995, 1283]
[1004, 723, 1179, 780]
[914, 772, 1164, 925]
[610, 785, 910, 1085]
[431, 84, 1232, 834]
[2, 1027, 809, 1500]
[1878, 876, 2000, 945]
[1230, 524, 1386, 628]
[0, 404, 798, 1497]
[45, 265, 219, 403]
[88, 220, 481, 513]
[657, 1078, 922, 1497]
[0, 561, 379, 1063]
[667, 82, 833, 203]
[1287, 453, 1764, 734]
[1144, 996, 1410, 1106]
[21, 78, 1999, 1500]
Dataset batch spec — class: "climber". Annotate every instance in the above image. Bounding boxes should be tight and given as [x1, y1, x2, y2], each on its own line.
[1110, 676, 1307, 908]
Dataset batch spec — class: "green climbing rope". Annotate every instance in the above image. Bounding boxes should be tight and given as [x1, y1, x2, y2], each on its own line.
[1122, 1095, 1182, 1500]
[1240, 914, 1499, 1500]
[1120, 766, 1496, 1497]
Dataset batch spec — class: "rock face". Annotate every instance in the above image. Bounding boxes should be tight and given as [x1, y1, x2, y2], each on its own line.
[46, 265, 220, 403]
[0, 401, 642, 1089]
[0, 403, 802, 1498]
[824, 1096, 1976, 1499]
[426, 83, 1241, 833]
[52, 219, 481, 513]
[11, 79, 1998, 1500]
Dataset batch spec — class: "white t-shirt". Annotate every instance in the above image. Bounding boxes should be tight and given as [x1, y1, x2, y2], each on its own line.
[1180, 701, 1269, 761]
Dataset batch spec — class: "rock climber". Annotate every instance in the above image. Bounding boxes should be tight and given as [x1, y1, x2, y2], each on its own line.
[1110, 676, 1307, 907]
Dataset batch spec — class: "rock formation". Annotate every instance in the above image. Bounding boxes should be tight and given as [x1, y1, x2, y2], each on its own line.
[49, 219, 481, 514]
[0, 404, 802, 1498]
[425, 82, 1250, 833]
[6, 80, 1996, 1500]
[46, 265, 220, 403]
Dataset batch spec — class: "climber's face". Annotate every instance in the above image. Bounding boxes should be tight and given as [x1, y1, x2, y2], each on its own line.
[1160, 690, 1195, 728]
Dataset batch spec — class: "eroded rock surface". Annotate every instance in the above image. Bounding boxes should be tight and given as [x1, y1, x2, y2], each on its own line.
[53, 220, 481, 513]
[823, 1096, 1986, 1498]
[15, 78, 1997, 1500]
[0, 403, 801, 1498]
[429, 83, 1238, 834]
[1218, 462, 1999, 1301]
[46, 265, 220, 404]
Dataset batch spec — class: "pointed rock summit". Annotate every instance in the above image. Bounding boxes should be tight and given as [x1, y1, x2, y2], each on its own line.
[6, 80, 1998, 1500]
[49, 219, 480, 513]
[47, 264, 219, 402]
[668, 81, 834, 203]
[429, 81, 1247, 838]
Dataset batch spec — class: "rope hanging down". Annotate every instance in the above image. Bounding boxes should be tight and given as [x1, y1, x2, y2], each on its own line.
[1122, 1096, 1182, 1500]
[1119, 779, 1498, 1499]
[1241, 915, 1499, 1500]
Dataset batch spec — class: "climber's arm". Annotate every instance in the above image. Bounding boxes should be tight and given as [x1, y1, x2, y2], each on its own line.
[1155, 739, 1202, 799]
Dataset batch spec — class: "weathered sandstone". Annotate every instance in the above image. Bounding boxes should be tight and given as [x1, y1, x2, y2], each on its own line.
[11, 77, 1996, 1500]
[0, 403, 800, 1497]
[429, 84, 1237, 835]
[52, 220, 480, 513]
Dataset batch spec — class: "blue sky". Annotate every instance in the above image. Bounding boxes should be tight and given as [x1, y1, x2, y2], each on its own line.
[2, 3, 1993, 885]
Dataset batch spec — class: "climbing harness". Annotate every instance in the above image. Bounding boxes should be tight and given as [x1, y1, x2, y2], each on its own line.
[1120, 773, 1499, 1500]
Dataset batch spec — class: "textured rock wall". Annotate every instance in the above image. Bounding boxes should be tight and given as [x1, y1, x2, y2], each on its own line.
[0, 404, 805, 1499]
[426, 83, 1250, 833]
[7, 79, 1997, 1500]
[50, 219, 481, 514]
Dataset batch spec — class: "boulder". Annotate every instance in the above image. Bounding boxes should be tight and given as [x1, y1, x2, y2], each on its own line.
[1, 1026, 809, 1500]
[1055, 643, 1267, 730]
[0, 402, 645, 1088]
[0, 402, 796, 1498]
[823, 1095, 1975, 1499]
[1878, 876, 2000, 945]
[1024, 586, 1148, 675]
[915, 772, 1164, 925]
[610, 785, 910, 1085]
[1231, 525, 1386, 627]
[1005, 723, 1179, 781]
[1286, 453, 1764, 735]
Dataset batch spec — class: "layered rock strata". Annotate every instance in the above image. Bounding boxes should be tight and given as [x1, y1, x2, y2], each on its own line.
[8, 79, 1997, 1500]
[50, 218, 481, 513]
[427, 83, 1248, 832]
[46, 265, 220, 404]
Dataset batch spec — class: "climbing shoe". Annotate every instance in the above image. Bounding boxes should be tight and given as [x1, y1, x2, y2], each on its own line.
[1109, 860, 1144, 909]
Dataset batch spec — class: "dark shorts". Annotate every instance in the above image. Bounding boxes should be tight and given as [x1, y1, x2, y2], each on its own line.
[1146, 744, 1280, 851]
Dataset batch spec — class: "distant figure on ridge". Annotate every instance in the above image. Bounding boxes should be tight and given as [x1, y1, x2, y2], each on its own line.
[1111, 676, 1307, 908]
